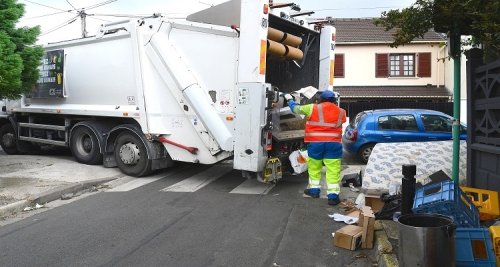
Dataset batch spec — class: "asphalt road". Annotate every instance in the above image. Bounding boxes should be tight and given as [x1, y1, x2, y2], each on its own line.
[0, 148, 369, 266]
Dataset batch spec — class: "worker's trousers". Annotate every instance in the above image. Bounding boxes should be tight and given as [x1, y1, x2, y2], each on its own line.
[306, 142, 342, 195]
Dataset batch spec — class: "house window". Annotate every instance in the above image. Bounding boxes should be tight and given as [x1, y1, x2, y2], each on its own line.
[389, 54, 414, 77]
[376, 53, 431, 78]
[334, 54, 344, 78]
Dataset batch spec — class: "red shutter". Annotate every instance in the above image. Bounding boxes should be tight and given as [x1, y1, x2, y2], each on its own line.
[376, 53, 388, 78]
[418, 52, 431, 77]
[334, 54, 344, 77]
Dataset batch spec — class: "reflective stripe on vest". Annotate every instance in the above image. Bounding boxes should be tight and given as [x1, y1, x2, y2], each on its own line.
[306, 106, 345, 128]
[304, 132, 342, 137]
[304, 103, 344, 142]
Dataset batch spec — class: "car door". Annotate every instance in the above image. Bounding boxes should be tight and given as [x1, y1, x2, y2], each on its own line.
[376, 114, 421, 143]
[419, 114, 453, 141]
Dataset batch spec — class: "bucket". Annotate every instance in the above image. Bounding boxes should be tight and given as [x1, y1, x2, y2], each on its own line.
[398, 213, 456, 267]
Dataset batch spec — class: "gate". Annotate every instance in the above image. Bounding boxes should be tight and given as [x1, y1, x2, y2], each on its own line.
[466, 49, 500, 191]
[339, 101, 453, 120]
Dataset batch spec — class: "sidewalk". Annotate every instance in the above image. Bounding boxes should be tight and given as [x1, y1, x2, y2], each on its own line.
[0, 148, 123, 218]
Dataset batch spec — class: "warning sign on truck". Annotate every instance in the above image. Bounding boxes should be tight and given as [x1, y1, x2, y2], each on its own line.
[32, 49, 64, 98]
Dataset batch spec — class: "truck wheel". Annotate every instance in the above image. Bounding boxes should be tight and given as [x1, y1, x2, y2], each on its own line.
[0, 124, 20, 155]
[114, 132, 152, 177]
[70, 125, 102, 165]
[358, 143, 375, 164]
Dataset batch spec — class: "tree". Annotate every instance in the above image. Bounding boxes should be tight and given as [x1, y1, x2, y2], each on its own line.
[375, 0, 500, 61]
[0, 0, 44, 99]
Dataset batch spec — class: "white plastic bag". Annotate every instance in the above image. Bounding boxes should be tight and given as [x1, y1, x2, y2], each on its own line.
[289, 150, 308, 174]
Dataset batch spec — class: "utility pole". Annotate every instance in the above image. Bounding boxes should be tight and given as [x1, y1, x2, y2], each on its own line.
[450, 19, 461, 185]
[80, 9, 88, 38]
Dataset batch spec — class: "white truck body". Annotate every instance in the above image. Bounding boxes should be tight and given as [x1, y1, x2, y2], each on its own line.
[1, 0, 336, 180]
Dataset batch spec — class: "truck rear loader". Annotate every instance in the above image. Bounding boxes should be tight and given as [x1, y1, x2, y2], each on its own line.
[0, 0, 337, 182]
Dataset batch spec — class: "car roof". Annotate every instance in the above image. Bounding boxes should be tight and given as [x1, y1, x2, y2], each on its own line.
[364, 109, 448, 116]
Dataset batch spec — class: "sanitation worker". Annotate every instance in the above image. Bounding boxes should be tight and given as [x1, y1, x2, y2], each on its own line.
[284, 90, 346, 205]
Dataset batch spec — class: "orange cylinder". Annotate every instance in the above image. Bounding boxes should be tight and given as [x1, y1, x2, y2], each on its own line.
[267, 39, 304, 61]
[268, 27, 302, 47]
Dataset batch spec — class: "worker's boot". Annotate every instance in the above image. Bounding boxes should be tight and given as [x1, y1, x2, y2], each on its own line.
[327, 193, 340, 205]
[303, 188, 320, 198]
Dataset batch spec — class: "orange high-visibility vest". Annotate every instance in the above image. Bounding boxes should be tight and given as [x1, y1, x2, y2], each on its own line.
[304, 102, 345, 142]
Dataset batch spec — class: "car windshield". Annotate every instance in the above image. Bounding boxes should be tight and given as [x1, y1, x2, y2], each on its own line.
[352, 112, 367, 127]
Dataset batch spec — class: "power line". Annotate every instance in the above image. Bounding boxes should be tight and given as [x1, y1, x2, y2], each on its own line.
[87, 16, 112, 23]
[20, 0, 73, 13]
[40, 15, 79, 36]
[65, 0, 77, 10]
[23, 10, 69, 20]
[311, 6, 403, 11]
[85, 0, 118, 11]
[91, 13, 152, 18]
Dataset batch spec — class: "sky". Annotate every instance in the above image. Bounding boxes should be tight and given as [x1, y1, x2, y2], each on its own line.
[17, 0, 415, 45]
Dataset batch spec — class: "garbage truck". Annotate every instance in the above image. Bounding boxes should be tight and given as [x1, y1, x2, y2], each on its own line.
[0, 0, 337, 182]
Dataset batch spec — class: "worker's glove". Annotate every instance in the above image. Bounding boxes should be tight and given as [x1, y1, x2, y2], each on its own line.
[284, 94, 293, 102]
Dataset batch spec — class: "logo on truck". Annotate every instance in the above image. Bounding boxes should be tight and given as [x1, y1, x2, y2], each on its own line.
[32, 49, 64, 98]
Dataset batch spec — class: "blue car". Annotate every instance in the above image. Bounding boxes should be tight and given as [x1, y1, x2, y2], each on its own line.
[342, 109, 467, 163]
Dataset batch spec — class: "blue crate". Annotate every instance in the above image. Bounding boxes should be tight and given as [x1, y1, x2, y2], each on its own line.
[455, 228, 497, 267]
[412, 180, 480, 227]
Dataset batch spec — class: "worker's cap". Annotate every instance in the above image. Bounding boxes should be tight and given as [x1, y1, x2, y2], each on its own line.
[320, 90, 337, 102]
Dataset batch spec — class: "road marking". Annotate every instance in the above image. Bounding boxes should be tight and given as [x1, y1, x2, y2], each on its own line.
[229, 179, 275, 195]
[107, 173, 166, 192]
[161, 164, 232, 192]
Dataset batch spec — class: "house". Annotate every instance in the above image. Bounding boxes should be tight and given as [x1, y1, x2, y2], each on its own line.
[331, 18, 461, 119]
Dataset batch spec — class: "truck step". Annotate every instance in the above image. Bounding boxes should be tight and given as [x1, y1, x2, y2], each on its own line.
[273, 130, 305, 142]
[18, 122, 67, 131]
[18, 136, 67, 147]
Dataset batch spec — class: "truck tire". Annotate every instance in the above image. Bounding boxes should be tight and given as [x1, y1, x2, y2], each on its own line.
[70, 125, 103, 165]
[114, 132, 152, 177]
[0, 123, 20, 155]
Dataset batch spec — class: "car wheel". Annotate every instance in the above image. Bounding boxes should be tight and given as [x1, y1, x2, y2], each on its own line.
[358, 144, 375, 164]
[70, 125, 103, 165]
[0, 124, 20, 155]
[114, 131, 152, 177]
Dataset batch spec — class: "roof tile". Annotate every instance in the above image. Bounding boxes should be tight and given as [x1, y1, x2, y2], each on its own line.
[334, 86, 451, 98]
[333, 18, 445, 43]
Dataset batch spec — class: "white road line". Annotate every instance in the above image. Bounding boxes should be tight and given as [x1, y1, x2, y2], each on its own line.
[230, 179, 275, 195]
[162, 164, 233, 192]
[107, 173, 166, 192]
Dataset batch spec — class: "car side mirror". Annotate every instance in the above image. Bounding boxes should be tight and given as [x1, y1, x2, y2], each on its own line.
[460, 125, 467, 133]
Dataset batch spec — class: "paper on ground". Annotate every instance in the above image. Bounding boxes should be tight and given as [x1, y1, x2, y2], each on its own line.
[328, 213, 359, 225]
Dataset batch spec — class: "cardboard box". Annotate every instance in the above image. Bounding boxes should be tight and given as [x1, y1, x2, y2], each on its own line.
[365, 194, 384, 213]
[346, 210, 361, 222]
[333, 225, 363, 250]
[359, 206, 375, 249]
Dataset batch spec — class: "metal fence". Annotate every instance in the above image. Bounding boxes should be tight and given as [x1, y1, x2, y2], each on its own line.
[339, 101, 453, 120]
[466, 49, 500, 191]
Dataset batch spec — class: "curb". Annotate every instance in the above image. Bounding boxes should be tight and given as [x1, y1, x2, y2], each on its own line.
[0, 177, 117, 218]
[374, 221, 399, 267]
[0, 200, 31, 219]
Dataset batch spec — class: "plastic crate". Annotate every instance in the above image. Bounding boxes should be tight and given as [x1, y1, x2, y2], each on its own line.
[491, 226, 500, 265]
[412, 180, 480, 227]
[461, 186, 500, 221]
[455, 228, 497, 267]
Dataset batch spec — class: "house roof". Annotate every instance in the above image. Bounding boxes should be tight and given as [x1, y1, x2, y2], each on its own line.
[333, 18, 445, 44]
[334, 86, 451, 99]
